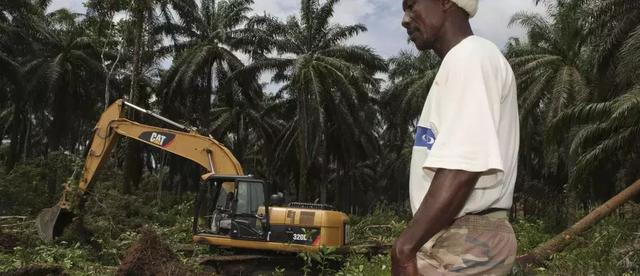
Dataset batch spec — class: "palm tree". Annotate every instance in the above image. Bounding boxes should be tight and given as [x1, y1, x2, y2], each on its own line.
[381, 50, 440, 150]
[157, 0, 259, 127]
[0, 53, 25, 169]
[369, 50, 440, 208]
[505, 0, 598, 219]
[508, 1, 592, 123]
[23, 9, 104, 152]
[0, 0, 38, 169]
[94, 0, 183, 193]
[549, 83, 640, 202]
[506, 0, 596, 209]
[542, 0, 640, 197]
[510, 0, 640, 216]
[234, 0, 387, 203]
[151, 0, 266, 195]
[208, 84, 279, 168]
[84, 0, 129, 110]
[0, 1, 105, 168]
[615, 35, 640, 89]
[589, 0, 640, 89]
[562, 0, 640, 197]
[517, 0, 640, 237]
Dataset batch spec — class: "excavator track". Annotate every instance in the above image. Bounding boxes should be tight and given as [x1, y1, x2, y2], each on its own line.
[197, 254, 305, 275]
[190, 242, 391, 275]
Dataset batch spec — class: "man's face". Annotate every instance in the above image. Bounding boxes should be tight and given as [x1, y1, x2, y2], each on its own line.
[402, 0, 446, 51]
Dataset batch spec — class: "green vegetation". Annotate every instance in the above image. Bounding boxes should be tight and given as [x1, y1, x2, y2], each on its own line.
[1, 0, 640, 274]
[2, 160, 639, 275]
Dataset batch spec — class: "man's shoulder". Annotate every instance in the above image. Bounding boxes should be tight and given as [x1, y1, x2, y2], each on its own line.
[447, 36, 506, 65]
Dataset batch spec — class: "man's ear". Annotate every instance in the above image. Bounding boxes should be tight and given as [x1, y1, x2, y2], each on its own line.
[441, 0, 454, 10]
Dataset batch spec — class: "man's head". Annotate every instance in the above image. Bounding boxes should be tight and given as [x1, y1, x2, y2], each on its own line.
[401, 0, 478, 51]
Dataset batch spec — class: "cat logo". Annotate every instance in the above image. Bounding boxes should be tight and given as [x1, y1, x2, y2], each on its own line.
[150, 133, 167, 145]
[138, 131, 176, 148]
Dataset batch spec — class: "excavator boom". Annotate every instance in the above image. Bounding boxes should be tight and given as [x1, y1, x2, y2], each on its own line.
[36, 99, 243, 242]
[78, 100, 243, 191]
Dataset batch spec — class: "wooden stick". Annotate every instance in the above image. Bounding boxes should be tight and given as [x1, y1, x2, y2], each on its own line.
[0, 216, 27, 220]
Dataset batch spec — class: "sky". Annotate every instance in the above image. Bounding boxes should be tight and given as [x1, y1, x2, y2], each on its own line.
[49, 0, 546, 58]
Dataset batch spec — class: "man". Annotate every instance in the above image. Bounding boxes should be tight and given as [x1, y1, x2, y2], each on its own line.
[391, 0, 519, 275]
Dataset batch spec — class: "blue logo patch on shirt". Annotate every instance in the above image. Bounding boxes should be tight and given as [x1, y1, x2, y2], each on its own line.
[415, 126, 436, 150]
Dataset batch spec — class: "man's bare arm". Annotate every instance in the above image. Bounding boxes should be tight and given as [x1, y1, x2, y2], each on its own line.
[393, 168, 481, 263]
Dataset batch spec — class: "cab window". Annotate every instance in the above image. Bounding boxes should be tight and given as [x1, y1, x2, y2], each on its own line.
[235, 181, 265, 215]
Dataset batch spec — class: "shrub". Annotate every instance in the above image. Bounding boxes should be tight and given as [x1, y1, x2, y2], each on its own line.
[337, 254, 391, 275]
[513, 219, 553, 254]
[0, 151, 77, 215]
[348, 202, 409, 244]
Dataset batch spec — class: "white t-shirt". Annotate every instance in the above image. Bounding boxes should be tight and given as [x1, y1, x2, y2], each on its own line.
[409, 35, 519, 217]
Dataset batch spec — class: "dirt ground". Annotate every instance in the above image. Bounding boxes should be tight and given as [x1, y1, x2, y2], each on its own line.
[116, 228, 191, 276]
[0, 231, 18, 253]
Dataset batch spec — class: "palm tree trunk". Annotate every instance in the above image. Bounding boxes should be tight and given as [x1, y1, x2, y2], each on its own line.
[123, 3, 145, 194]
[205, 62, 213, 126]
[518, 178, 640, 266]
[319, 137, 328, 204]
[297, 146, 308, 202]
[100, 13, 122, 111]
[297, 97, 309, 202]
[6, 107, 25, 170]
[22, 112, 30, 161]
[129, 4, 143, 105]
[104, 45, 122, 110]
[157, 152, 166, 205]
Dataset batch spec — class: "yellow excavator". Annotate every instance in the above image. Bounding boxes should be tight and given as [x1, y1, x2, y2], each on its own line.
[36, 99, 350, 254]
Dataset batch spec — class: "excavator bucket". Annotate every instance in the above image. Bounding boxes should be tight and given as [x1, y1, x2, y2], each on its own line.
[36, 205, 74, 243]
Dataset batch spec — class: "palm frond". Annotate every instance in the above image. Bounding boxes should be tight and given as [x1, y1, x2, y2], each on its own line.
[616, 25, 640, 85]
[317, 45, 386, 72]
[321, 24, 367, 48]
[313, 0, 339, 38]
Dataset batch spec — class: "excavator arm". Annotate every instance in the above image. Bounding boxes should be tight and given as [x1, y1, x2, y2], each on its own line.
[37, 99, 243, 242]
[79, 99, 243, 192]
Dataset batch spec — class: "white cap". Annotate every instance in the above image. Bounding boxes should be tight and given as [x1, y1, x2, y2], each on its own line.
[451, 0, 478, 18]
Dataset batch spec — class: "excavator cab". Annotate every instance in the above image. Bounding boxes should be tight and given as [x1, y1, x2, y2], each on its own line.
[192, 174, 350, 253]
[193, 175, 271, 242]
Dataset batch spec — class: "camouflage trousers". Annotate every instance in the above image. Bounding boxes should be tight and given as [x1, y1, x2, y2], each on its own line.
[416, 211, 517, 276]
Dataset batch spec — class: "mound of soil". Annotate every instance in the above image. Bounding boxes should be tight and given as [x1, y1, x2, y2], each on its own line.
[2, 264, 67, 276]
[116, 228, 190, 276]
[0, 231, 18, 252]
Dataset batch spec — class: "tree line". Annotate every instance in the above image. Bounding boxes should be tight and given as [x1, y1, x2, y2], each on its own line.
[0, 0, 638, 219]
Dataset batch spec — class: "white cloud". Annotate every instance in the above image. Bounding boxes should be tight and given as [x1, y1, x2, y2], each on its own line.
[48, 0, 85, 13]
[344, 0, 407, 57]
[331, 0, 376, 25]
[471, 0, 547, 48]
[251, 1, 298, 18]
